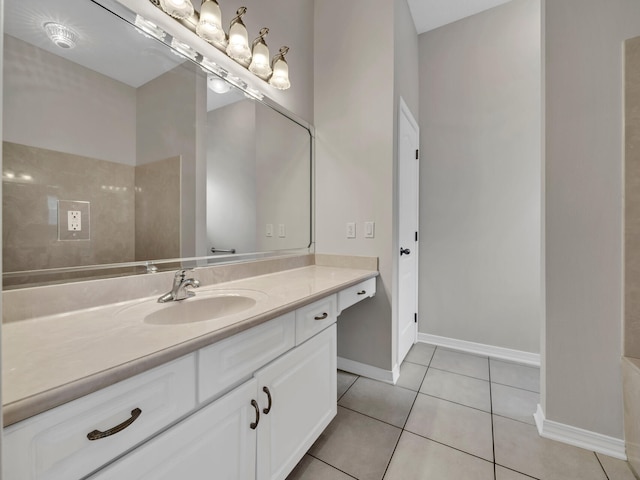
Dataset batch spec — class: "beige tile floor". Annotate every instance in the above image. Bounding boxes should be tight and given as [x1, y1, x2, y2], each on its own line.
[287, 343, 638, 480]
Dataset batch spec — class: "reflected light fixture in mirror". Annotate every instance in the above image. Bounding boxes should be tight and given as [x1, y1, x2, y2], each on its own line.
[159, 0, 194, 20]
[269, 46, 291, 90]
[226, 7, 251, 67]
[249, 27, 272, 80]
[43, 22, 79, 49]
[207, 74, 231, 94]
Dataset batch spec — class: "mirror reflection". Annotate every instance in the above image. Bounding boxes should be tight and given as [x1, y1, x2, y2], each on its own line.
[2, 0, 312, 287]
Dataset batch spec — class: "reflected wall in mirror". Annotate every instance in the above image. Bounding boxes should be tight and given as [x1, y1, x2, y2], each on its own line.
[2, 0, 312, 287]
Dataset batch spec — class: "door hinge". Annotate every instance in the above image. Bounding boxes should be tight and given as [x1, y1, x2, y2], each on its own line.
[415, 149, 419, 160]
[414, 313, 418, 323]
[415, 231, 418, 242]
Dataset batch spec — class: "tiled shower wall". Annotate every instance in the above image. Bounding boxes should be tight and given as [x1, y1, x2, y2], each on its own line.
[625, 36, 640, 358]
[2, 142, 180, 272]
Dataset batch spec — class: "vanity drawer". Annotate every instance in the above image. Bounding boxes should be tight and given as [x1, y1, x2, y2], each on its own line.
[3, 354, 196, 480]
[198, 312, 295, 404]
[295, 295, 337, 344]
[337, 277, 376, 313]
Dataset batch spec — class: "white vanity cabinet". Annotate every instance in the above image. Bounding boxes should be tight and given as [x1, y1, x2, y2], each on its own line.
[4, 276, 375, 480]
[255, 325, 336, 480]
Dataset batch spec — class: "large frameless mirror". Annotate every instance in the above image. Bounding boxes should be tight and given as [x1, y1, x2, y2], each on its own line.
[2, 0, 312, 288]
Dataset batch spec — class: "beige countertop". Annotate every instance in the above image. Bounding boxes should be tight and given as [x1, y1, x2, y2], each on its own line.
[3, 265, 377, 426]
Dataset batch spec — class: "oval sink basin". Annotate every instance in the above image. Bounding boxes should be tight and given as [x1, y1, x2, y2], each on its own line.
[116, 289, 268, 325]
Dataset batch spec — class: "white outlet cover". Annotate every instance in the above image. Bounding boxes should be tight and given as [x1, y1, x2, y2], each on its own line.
[346, 222, 356, 239]
[364, 221, 375, 238]
[266, 224, 274, 237]
[278, 224, 286, 238]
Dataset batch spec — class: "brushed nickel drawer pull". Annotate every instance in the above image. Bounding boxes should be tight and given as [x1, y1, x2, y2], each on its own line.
[314, 312, 328, 321]
[250, 400, 260, 429]
[87, 408, 142, 441]
[357, 290, 367, 295]
[262, 386, 272, 414]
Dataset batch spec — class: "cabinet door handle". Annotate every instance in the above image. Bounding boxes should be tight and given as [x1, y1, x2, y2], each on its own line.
[314, 312, 328, 321]
[262, 386, 272, 414]
[87, 408, 142, 441]
[357, 290, 367, 295]
[250, 400, 260, 430]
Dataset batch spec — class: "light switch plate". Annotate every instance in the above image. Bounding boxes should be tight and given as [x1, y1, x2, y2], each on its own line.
[266, 224, 274, 237]
[364, 221, 375, 238]
[58, 200, 90, 241]
[278, 224, 286, 238]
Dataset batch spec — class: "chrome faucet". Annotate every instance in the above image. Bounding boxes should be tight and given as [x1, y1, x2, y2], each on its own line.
[157, 270, 200, 303]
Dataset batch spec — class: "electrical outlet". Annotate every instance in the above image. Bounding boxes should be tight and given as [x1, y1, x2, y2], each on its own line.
[68, 211, 81, 231]
[346, 222, 356, 239]
[364, 221, 375, 238]
[58, 200, 90, 241]
[278, 224, 286, 238]
[266, 224, 274, 237]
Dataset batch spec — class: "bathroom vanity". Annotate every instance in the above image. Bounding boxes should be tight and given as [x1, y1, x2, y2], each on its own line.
[2, 256, 377, 479]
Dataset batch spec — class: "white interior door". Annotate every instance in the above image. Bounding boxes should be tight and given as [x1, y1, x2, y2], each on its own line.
[398, 98, 420, 365]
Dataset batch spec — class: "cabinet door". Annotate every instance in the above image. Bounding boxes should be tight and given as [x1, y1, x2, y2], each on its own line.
[255, 325, 337, 480]
[90, 378, 258, 480]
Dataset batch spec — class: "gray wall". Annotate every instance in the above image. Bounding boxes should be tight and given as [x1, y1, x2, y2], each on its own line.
[315, 0, 419, 372]
[206, 101, 257, 254]
[3, 35, 137, 165]
[136, 65, 206, 258]
[314, 0, 395, 371]
[544, 0, 640, 439]
[417, 0, 542, 354]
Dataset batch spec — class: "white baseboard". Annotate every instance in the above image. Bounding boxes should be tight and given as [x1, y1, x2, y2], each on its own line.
[337, 357, 399, 384]
[417, 333, 540, 367]
[534, 404, 627, 460]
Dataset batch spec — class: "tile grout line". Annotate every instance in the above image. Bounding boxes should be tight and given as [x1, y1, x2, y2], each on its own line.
[380, 345, 435, 479]
[593, 452, 611, 480]
[337, 374, 360, 403]
[306, 453, 359, 479]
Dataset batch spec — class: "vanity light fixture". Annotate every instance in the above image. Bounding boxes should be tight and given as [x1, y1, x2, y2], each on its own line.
[159, 0, 194, 20]
[149, 0, 292, 90]
[226, 7, 251, 67]
[248, 28, 272, 80]
[197, 0, 224, 45]
[269, 46, 291, 90]
[43, 22, 79, 49]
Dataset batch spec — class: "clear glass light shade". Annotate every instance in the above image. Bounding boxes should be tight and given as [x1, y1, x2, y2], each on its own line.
[249, 28, 272, 80]
[196, 0, 225, 44]
[159, 0, 194, 20]
[226, 8, 251, 67]
[269, 47, 291, 90]
[43, 22, 78, 49]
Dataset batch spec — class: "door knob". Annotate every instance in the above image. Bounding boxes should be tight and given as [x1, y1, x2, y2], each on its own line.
[400, 247, 411, 256]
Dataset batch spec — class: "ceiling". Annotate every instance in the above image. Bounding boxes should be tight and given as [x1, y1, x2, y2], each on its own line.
[407, 0, 513, 34]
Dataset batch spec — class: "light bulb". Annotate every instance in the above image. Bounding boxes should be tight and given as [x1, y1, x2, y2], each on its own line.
[269, 46, 291, 90]
[197, 0, 225, 44]
[226, 7, 251, 67]
[249, 28, 272, 80]
[159, 0, 194, 20]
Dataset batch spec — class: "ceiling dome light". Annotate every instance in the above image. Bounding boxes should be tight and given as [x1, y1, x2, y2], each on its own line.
[159, 0, 194, 20]
[249, 28, 272, 80]
[269, 46, 291, 90]
[43, 22, 79, 49]
[197, 0, 225, 44]
[226, 7, 251, 67]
